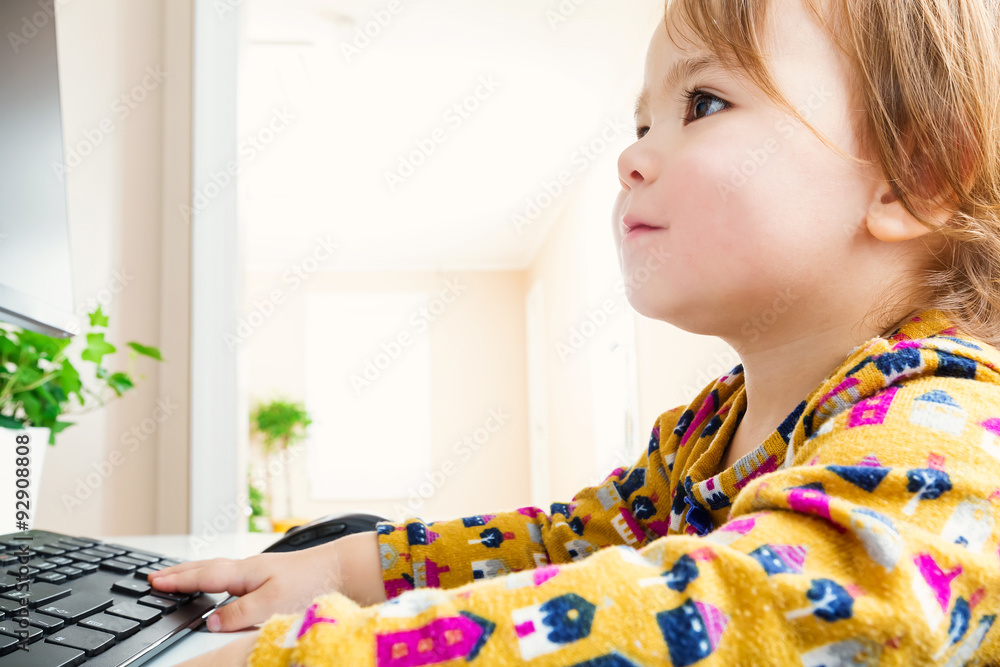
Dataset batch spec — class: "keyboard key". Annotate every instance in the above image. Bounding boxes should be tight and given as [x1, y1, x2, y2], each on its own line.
[0, 582, 71, 608]
[79, 612, 140, 640]
[112, 578, 151, 596]
[6, 567, 38, 578]
[0, 540, 32, 551]
[54, 541, 83, 552]
[58, 538, 98, 549]
[35, 571, 67, 585]
[99, 559, 137, 574]
[125, 551, 160, 564]
[105, 600, 161, 626]
[77, 549, 113, 561]
[26, 611, 65, 633]
[91, 545, 127, 557]
[137, 594, 177, 612]
[33, 546, 67, 557]
[66, 552, 101, 565]
[53, 566, 83, 579]
[0, 639, 85, 665]
[0, 574, 18, 593]
[46, 557, 74, 566]
[0, 633, 19, 656]
[72, 562, 98, 575]
[26, 559, 57, 571]
[146, 590, 194, 605]
[46, 624, 115, 657]
[0, 620, 43, 643]
[114, 556, 148, 568]
[134, 566, 158, 580]
[37, 592, 113, 622]
[0, 598, 23, 615]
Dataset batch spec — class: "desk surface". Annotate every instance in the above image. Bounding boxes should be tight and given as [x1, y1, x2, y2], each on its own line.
[102, 533, 280, 667]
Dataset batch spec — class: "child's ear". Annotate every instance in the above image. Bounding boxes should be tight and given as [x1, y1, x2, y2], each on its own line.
[865, 183, 949, 243]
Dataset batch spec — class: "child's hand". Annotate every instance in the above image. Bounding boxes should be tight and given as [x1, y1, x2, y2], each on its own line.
[148, 532, 383, 632]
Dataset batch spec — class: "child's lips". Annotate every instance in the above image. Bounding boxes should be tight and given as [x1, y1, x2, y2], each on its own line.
[624, 224, 666, 240]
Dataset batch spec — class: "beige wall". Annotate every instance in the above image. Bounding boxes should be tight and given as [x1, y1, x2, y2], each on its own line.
[36, 0, 192, 537]
[241, 271, 531, 525]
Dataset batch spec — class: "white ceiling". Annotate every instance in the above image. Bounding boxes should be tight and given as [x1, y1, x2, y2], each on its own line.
[240, 0, 663, 272]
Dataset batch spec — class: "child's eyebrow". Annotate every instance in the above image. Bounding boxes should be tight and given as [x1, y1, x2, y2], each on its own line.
[634, 53, 729, 122]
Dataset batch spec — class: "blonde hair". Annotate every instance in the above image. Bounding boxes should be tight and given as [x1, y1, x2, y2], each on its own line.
[663, 0, 1000, 348]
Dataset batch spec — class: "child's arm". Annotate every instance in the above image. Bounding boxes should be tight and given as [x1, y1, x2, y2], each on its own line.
[372, 406, 687, 599]
[246, 374, 1000, 665]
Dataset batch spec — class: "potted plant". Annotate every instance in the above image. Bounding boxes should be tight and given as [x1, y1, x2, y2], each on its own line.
[249, 398, 312, 533]
[247, 475, 268, 533]
[0, 305, 163, 529]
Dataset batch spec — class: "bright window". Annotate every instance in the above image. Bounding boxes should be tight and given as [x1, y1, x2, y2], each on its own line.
[304, 292, 432, 500]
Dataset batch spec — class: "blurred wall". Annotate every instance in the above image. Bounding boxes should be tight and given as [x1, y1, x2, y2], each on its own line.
[36, 0, 193, 537]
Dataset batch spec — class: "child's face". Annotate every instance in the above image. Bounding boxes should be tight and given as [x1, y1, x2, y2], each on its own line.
[615, 0, 888, 339]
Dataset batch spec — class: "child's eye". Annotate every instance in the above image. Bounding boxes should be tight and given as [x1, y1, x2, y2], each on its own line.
[633, 89, 729, 140]
[682, 88, 729, 123]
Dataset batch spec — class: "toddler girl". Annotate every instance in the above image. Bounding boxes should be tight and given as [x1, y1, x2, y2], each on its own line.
[155, 0, 1000, 663]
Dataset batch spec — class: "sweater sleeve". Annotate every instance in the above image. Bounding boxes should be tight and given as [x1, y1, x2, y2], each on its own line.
[374, 406, 688, 599]
[247, 377, 1000, 665]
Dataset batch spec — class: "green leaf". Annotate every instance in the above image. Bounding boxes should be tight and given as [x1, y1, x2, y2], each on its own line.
[107, 372, 134, 397]
[59, 360, 82, 399]
[81, 333, 116, 365]
[88, 305, 109, 328]
[48, 420, 74, 444]
[0, 414, 24, 429]
[17, 392, 42, 426]
[127, 342, 164, 362]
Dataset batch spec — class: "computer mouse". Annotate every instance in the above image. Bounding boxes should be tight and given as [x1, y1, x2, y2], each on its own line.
[261, 512, 388, 553]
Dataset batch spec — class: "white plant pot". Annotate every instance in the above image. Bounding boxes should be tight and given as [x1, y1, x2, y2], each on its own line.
[0, 427, 50, 534]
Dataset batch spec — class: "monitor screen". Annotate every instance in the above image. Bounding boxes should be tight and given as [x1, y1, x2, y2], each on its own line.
[0, 0, 76, 338]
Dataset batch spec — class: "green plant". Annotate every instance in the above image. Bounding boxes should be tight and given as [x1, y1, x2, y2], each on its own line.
[248, 476, 267, 532]
[0, 305, 164, 444]
[250, 398, 311, 519]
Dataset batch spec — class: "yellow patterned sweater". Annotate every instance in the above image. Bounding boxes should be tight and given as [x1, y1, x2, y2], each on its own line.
[249, 309, 1000, 666]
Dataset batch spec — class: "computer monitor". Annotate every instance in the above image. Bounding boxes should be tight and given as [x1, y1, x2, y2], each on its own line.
[0, 0, 77, 338]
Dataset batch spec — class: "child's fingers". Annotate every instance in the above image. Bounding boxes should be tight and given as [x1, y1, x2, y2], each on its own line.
[205, 586, 278, 632]
[148, 558, 220, 579]
[150, 560, 252, 595]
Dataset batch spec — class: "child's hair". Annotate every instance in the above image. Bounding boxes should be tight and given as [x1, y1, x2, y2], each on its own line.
[662, 0, 1000, 347]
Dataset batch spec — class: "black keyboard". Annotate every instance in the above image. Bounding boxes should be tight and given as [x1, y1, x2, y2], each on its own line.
[0, 530, 226, 666]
